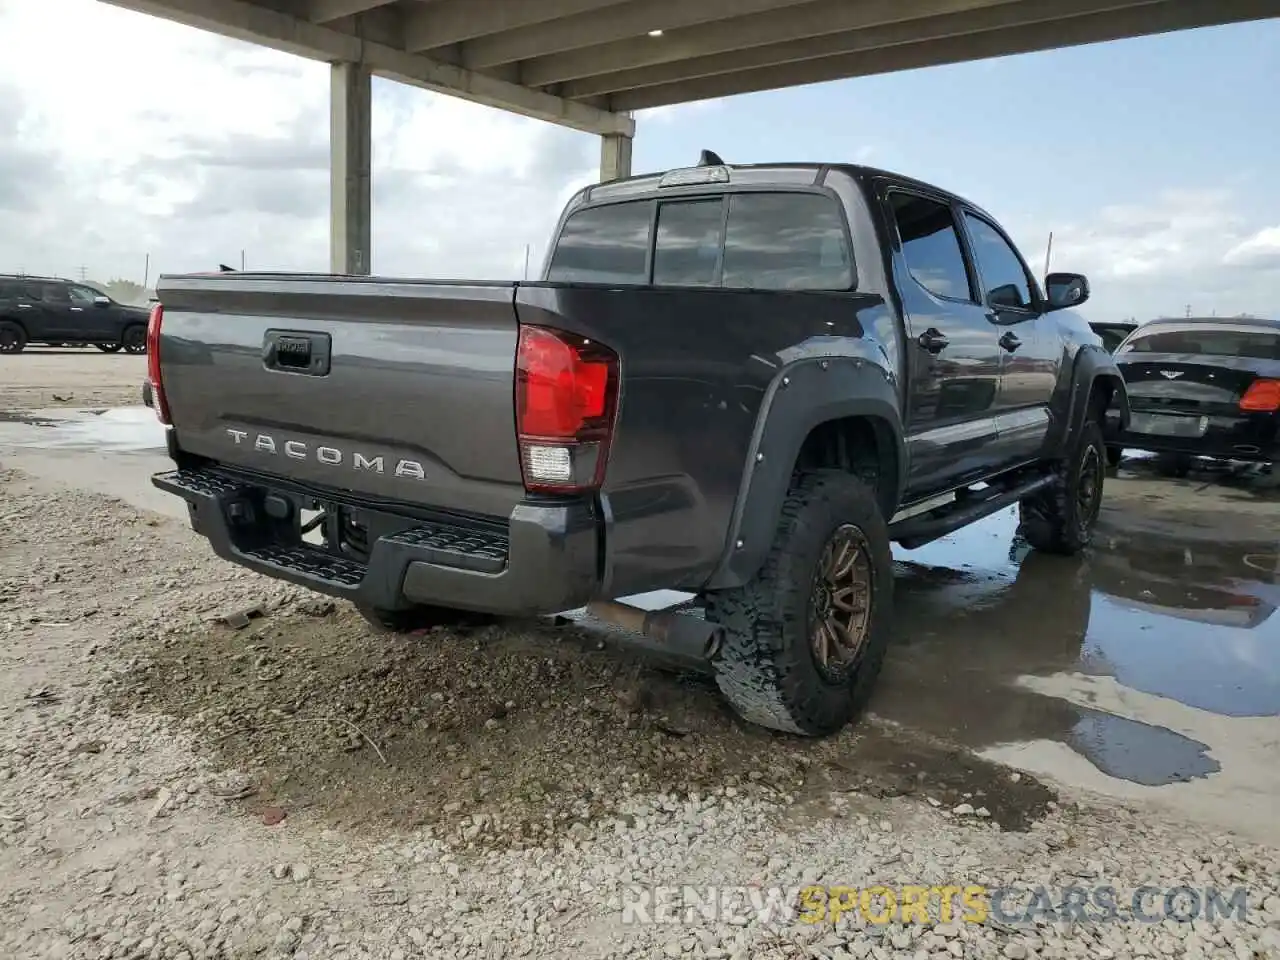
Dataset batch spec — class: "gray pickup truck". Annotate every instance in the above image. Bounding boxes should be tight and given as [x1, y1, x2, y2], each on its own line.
[144, 156, 1128, 736]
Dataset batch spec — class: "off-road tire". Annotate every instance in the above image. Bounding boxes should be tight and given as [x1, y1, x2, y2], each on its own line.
[703, 469, 894, 737]
[96, 343, 123, 353]
[0, 320, 26, 354]
[355, 602, 494, 634]
[1019, 419, 1106, 556]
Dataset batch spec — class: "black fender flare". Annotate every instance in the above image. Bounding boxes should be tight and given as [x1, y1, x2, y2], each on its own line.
[1049, 346, 1130, 456]
[705, 356, 905, 590]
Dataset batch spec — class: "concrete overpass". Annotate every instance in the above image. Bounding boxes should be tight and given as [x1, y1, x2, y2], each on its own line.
[101, 0, 1280, 274]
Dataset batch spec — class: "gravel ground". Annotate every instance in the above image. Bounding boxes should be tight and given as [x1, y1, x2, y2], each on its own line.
[4, 466, 1280, 959]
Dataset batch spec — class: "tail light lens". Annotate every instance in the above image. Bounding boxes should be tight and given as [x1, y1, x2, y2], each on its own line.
[515, 325, 619, 493]
[146, 303, 171, 424]
[1240, 379, 1280, 412]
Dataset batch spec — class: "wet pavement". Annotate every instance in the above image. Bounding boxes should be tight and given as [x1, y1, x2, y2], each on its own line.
[2, 408, 1279, 821]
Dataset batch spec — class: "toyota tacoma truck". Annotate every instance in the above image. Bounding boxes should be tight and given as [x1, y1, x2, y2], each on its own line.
[143, 156, 1129, 737]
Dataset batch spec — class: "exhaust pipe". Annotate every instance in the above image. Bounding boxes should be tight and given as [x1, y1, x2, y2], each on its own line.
[584, 600, 724, 662]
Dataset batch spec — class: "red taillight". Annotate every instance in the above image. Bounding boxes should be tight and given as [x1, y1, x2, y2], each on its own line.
[1240, 379, 1280, 412]
[146, 303, 170, 425]
[515, 325, 619, 493]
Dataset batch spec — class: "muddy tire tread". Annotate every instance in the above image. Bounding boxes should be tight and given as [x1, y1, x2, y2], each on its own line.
[1019, 420, 1105, 556]
[704, 469, 893, 737]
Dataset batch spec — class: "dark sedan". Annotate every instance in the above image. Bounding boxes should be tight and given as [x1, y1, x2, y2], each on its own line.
[1105, 316, 1279, 473]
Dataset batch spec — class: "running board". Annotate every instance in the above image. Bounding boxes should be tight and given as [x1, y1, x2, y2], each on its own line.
[889, 473, 1056, 549]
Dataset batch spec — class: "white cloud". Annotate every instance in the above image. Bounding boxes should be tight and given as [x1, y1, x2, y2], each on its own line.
[1010, 190, 1276, 321]
[0, 0, 600, 283]
[1223, 226, 1280, 269]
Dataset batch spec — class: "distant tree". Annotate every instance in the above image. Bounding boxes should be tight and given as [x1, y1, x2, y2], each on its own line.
[102, 278, 148, 305]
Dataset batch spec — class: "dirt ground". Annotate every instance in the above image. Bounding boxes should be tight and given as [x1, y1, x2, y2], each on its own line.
[0, 348, 146, 413]
[3, 354, 1280, 959]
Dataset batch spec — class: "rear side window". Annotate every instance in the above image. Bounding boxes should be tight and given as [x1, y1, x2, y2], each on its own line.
[889, 193, 973, 302]
[721, 193, 852, 290]
[1119, 326, 1280, 360]
[546, 201, 651, 284]
[653, 198, 723, 287]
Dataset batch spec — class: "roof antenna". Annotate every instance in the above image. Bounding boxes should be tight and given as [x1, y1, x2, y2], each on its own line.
[698, 149, 724, 167]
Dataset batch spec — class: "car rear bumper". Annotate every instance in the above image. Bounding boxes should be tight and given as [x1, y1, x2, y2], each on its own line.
[1105, 409, 1278, 462]
[152, 466, 601, 616]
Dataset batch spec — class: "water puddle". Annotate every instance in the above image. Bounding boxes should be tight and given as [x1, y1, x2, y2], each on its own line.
[881, 504, 1279, 787]
[0, 406, 165, 453]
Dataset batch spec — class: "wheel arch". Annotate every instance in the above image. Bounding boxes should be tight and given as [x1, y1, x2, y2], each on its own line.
[705, 356, 905, 591]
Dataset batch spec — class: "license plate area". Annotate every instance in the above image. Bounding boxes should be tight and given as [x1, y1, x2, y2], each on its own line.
[1129, 412, 1208, 437]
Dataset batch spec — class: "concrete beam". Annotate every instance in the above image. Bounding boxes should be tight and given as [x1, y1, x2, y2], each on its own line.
[330, 62, 372, 275]
[405, 0, 628, 53]
[599, 132, 633, 182]
[98, 0, 632, 136]
[560, 0, 1161, 98]
[610, 0, 1280, 110]
[462, 0, 817, 70]
[308, 0, 395, 24]
[524, 0, 1014, 87]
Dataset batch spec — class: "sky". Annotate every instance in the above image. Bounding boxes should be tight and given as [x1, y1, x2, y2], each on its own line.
[0, 0, 1276, 323]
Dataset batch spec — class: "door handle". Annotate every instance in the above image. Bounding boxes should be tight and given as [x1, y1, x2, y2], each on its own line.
[917, 328, 949, 353]
[999, 332, 1022, 352]
[70, 306, 83, 312]
[17, 303, 32, 309]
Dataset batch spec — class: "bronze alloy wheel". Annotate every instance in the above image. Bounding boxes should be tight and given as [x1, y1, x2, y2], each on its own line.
[809, 523, 874, 680]
[1076, 444, 1104, 536]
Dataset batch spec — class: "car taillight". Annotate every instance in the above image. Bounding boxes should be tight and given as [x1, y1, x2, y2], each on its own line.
[515, 324, 619, 493]
[1240, 379, 1280, 412]
[146, 303, 171, 424]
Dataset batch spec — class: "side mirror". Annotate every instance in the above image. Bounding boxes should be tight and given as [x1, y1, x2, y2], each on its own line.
[93, 295, 110, 307]
[1045, 272, 1089, 311]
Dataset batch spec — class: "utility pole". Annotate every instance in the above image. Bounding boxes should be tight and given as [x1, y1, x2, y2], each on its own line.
[143, 253, 150, 290]
[1043, 232, 1053, 277]
[241, 249, 246, 271]
[523, 245, 531, 280]
[78, 265, 87, 281]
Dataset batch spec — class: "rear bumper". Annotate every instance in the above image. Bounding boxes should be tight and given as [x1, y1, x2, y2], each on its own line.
[153, 467, 601, 616]
[1105, 409, 1278, 463]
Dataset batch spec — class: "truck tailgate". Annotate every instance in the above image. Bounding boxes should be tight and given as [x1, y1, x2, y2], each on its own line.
[155, 274, 524, 520]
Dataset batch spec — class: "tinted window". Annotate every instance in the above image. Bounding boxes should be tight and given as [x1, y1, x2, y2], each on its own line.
[889, 193, 973, 301]
[721, 193, 852, 291]
[1119, 326, 1280, 360]
[0, 281, 17, 298]
[68, 285, 101, 304]
[964, 213, 1033, 310]
[1095, 328, 1132, 353]
[41, 283, 69, 302]
[653, 199, 723, 287]
[546, 201, 652, 284]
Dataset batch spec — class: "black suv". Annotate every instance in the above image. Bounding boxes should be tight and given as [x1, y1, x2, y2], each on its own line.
[0, 275, 151, 354]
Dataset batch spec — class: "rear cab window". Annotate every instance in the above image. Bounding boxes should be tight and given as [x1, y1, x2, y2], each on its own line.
[1119, 324, 1280, 360]
[546, 189, 854, 291]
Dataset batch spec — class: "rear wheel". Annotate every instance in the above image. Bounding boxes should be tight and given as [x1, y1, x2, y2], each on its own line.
[0, 321, 26, 354]
[96, 343, 123, 354]
[122, 325, 147, 354]
[355, 603, 494, 634]
[704, 469, 893, 737]
[1019, 419, 1106, 556]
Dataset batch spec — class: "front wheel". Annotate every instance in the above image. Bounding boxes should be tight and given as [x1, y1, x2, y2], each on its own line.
[96, 343, 123, 353]
[704, 470, 894, 737]
[0, 320, 26, 354]
[1019, 420, 1106, 556]
[122, 325, 147, 354]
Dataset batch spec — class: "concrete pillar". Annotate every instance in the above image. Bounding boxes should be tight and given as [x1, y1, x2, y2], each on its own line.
[599, 132, 633, 183]
[330, 61, 372, 275]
